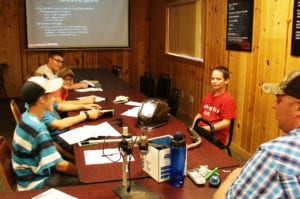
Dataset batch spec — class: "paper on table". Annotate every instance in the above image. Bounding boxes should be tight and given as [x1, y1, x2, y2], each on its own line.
[58, 122, 121, 145]
[77, 95, 106, 102]
[32, 188, 77, 199]
[125, 101, 142, 107]
[84, 148, 135, 165]
[75, 87, 103, 92]
[121, 106, 140, 117]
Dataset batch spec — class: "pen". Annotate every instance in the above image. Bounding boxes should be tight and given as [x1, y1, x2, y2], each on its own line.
[204, 167, 218, 180]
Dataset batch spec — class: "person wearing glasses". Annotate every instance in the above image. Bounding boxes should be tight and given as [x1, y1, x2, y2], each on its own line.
[35, 51, 65, 80]
[213, 70, 300, 198]
[35, 51, 88, 90]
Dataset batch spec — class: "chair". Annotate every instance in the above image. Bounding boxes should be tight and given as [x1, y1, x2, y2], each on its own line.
[140, 72, 155, 97]
[0, 136, 16, 192]
[111, 66, 121, 76]
[167, 88, 181, 116]
[10, 99, 21, 123]
[156, 73, 171, 99]
[193, 118, 235, 156]
[0, 64, 8, 98]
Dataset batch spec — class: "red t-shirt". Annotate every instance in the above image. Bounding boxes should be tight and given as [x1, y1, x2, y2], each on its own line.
[53, 88, 69, 101]
[198, 91, 236, 143]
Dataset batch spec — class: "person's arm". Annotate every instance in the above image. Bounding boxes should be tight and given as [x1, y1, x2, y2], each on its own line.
[49, 109, 102, 130]
[55, 159, 78, 176]
[60, 96, 96, 105]
[57, 102, 100, 112]
[191, 113, 201, 129]
[64, 82, 89, 90]
[212, 167, 242, 199]
[52, 141, 75, 160]
[204, 118, 231, 132]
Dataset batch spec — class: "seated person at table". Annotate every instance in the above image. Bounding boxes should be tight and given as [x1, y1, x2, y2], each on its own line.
[35, 51, 88, 89]
[54, 67, 95, 104]
[41, 90, 102, 156]
[12, 76, 81, 191]
[213, 70, 300, 198]
[191, 66, 236, 147]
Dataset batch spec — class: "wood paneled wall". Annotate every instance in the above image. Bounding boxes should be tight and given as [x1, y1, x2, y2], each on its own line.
[1, 0, 299, 158]
[149, 0, 299, 158]
[0, 0, 149, 95]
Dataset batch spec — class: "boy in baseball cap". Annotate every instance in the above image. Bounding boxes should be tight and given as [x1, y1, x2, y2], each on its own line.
[12, 76, 81, 190]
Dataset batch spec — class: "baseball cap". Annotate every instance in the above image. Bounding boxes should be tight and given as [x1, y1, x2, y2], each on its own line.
[22, 76, 63, 104]
[57, 67, 74, 78]
[262, 70, 300, 99]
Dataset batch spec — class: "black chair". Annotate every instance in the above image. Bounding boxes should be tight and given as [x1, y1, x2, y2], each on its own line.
[168, 88, 181, 116]
[156, 74, 171, 99]
[193, 118, 235, 156]
[140, 72, 155, 97]
[111, 66, 121, 76]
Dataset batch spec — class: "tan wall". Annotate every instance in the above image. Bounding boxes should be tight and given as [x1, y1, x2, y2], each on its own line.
[149, 0, 299, 158]
[1, 0, 299, 158]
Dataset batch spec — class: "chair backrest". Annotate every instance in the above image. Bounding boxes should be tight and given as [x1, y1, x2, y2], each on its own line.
[156, 74, 171, 99]
[193, 118, 235, 156]
[226, 119, 235, 148]
[140, 72, 155, 97]
[0, 136, 16, 192]
[168, 88, 181, 116]
[10, 99, 21, 123]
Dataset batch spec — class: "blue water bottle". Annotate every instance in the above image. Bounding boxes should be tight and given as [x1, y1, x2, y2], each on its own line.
[169, 131, 186, 187]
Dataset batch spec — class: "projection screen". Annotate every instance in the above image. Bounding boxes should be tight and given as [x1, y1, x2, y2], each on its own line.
[25, 0, 130, 50]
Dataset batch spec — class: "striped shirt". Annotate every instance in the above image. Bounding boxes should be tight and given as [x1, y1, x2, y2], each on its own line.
[225, 127, 300, 198]
[12, 111, 63, 191]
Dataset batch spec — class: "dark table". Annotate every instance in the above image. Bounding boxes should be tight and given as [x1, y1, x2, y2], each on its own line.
[1, 69, 239, 199]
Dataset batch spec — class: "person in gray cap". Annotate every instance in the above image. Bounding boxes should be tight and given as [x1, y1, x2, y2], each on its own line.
[12, 76, 82, 190]
[213, 70, 300, 198]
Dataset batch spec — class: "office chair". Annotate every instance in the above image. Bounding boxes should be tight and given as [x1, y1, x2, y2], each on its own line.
[168, 88, 181, 116]
[140, 72, 155, 97]
[9, 99, 21, 123]
[0, 136, 16, 192]
[156, 73, 171, 99]
[193, 118, 235, 156]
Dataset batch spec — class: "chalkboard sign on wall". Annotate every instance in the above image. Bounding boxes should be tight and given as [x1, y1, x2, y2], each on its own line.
[291, 0, 300, 56]
[226, 0, 254, 52]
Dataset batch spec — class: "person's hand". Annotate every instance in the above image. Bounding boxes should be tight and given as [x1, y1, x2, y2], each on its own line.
[78, 81, 89, 89]
[187, 126, 193, 132]
[86, 109, 102, 120]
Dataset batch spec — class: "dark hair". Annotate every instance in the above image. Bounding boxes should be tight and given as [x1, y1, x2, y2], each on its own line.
[48, 51, 64, 58]
[213, 66, 230, 80]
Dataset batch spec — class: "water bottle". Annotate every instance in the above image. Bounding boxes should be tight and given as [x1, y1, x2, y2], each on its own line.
[169, 131, 186, 187]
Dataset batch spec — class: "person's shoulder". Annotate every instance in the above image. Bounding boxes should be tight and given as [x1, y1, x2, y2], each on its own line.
[36, 64, 47, 71]
[18, 112, 48, 134]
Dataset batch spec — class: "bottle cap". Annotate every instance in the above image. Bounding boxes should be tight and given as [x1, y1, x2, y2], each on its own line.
[174, 131, 184, 141]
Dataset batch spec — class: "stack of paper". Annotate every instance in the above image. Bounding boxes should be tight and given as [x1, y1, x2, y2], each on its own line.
[58, 122, 121, 145]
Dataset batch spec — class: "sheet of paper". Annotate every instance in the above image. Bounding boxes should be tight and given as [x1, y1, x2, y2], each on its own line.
[32, 188, 77, 199]
[77, 95, 106, 102]
[125, 101, 142, 107]
[58, 122, 121, 145]
[121, 107, 140, 117]
[75, 87, 103, 92]
[84, 148, 135, 165]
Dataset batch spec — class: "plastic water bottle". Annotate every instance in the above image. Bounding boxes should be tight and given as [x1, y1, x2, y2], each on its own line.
[169, 131, 186, 187]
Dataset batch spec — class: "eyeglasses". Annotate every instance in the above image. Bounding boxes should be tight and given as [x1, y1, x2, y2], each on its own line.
[51, 58, 64, 64]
